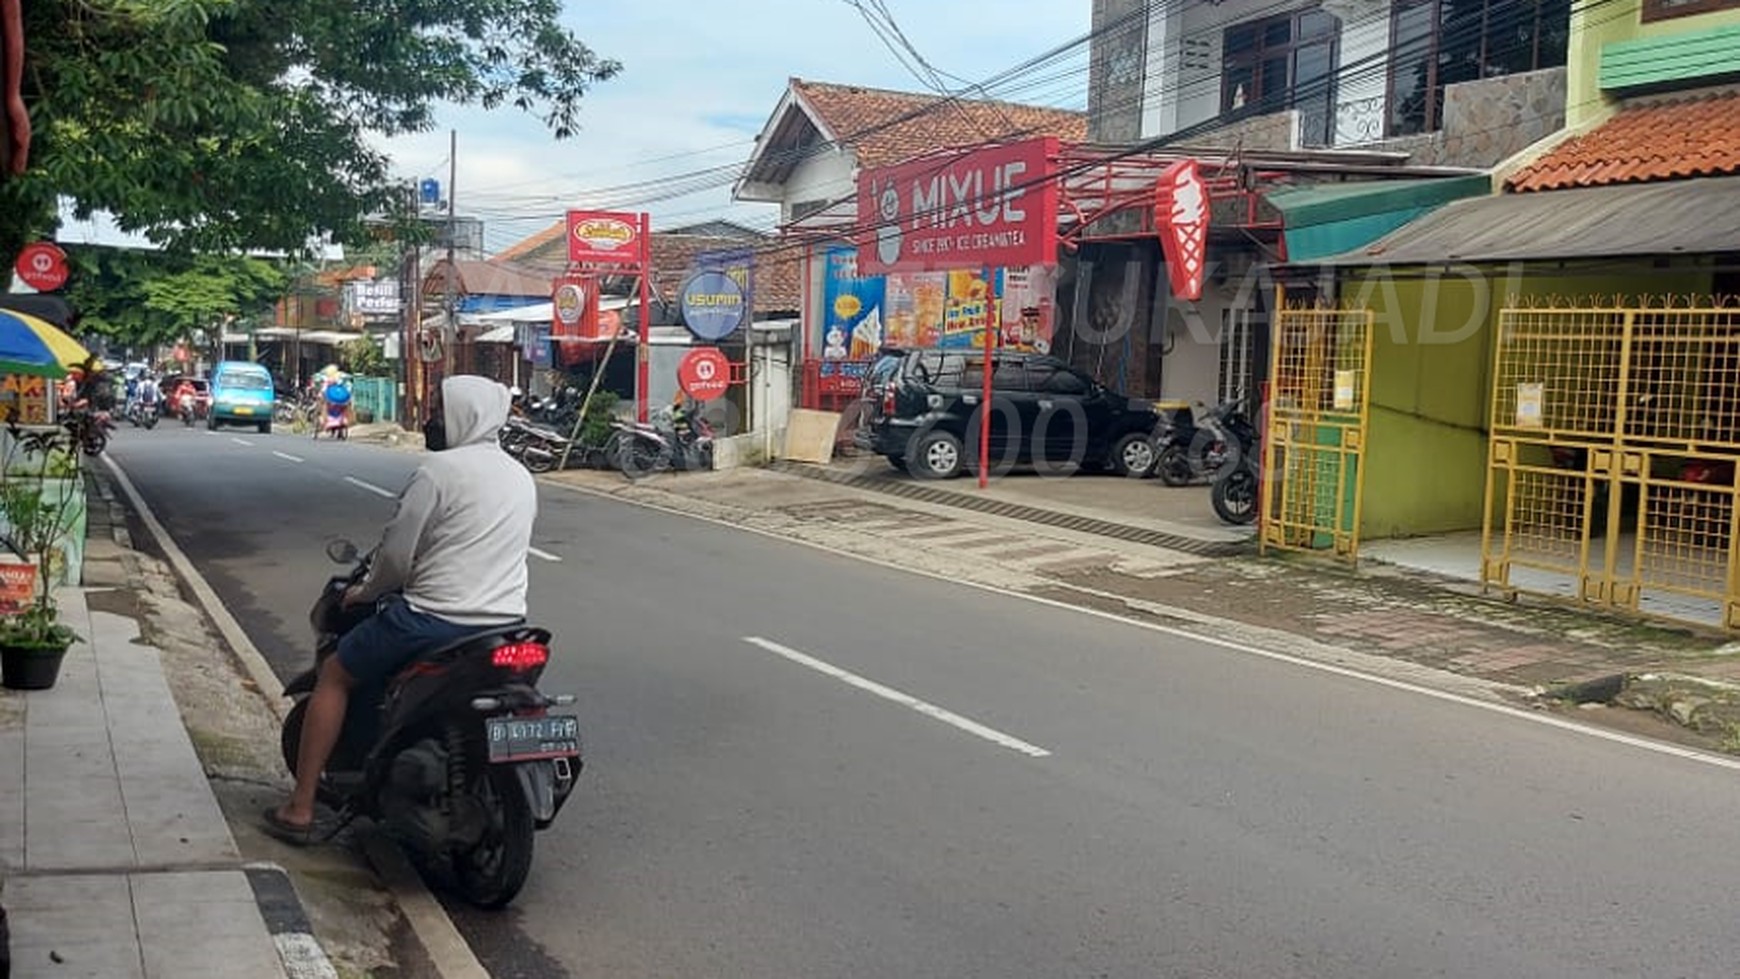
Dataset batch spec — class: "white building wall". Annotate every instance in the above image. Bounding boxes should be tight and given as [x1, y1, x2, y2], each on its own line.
[1148, 0, 1395, 148]
[780, 152, 856, 225]
[1156, 284, 1235, 409]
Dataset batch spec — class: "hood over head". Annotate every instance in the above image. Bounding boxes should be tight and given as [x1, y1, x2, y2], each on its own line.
[441, 374, 511, 448]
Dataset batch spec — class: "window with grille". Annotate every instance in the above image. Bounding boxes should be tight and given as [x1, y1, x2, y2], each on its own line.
[1387, 0, 1572, 136]
[1219, 309, 1254, 405]
[1221, 9, 1340, 147]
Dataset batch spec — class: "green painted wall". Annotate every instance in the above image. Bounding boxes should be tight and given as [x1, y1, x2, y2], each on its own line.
[1568, 0, 1740, 128]
[1602, 24, 1740, 91]
[1342, 265, 1714, 539]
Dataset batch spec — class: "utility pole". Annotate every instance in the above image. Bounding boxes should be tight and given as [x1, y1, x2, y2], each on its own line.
[443, 129, 457, 382]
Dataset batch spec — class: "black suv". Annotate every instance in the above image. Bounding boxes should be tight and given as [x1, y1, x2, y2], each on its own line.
[855, 349, 1163, 479]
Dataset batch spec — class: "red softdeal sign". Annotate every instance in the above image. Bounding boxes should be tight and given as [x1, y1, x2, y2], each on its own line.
[856, 137, 1059, 275]
[14, 241, 68, 292]
[677, 346, 731, 402]
[1153, 159, 1209, 302]
[565, 210, 644, 265]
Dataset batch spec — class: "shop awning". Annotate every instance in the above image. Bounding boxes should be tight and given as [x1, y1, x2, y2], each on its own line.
[475, 325, 516, 343]
[1311, 175, 1740, 265]
[1266, 174, 1491, 264]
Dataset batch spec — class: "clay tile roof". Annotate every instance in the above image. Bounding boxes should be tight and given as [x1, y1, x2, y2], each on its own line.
[492, 222, 802, 315]
[1507, 90, 1740, 193]
[792, 79, 1087, 169]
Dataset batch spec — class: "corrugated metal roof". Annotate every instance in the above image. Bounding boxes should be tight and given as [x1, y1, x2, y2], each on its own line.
[1313, 176, 1740, 266]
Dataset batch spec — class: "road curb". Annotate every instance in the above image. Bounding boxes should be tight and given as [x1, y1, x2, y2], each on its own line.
[244, 863, 341, 979]
[97, 454, 494, 979]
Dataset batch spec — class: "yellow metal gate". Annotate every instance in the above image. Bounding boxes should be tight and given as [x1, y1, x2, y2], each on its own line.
[1259, 303, 1375, 562]
[1481, 298, 1740, 630]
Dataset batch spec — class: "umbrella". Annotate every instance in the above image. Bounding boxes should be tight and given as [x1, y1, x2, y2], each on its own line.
[0, 310, 90, 378]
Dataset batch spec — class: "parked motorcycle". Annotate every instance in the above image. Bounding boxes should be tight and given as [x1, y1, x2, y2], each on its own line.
[500, 416, 575, 474]
[1208, 400, 1264, 525]
[279, 539, 582, 909]
[1156, 399, 1256, 487]
[610, 402, 714, 479]
[63, 408, 116, 456]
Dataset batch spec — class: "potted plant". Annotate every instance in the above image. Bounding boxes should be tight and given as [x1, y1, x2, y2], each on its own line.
[0, 416, 82, 690]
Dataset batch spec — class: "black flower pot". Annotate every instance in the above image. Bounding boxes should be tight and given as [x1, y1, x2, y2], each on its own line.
[1, 644, 68, 690]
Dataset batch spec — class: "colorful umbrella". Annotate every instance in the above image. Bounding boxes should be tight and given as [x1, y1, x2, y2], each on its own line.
[0, 310, 90, 378]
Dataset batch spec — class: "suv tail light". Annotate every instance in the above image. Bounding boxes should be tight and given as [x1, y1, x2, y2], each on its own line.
[881, 386, 896, 416]
[492, 642, 549, 671]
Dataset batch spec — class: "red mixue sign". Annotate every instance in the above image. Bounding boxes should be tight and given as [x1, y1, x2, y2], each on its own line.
[856, 137, 1059, 275]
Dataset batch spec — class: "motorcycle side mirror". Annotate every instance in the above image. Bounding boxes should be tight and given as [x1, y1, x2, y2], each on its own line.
[326, 539, 360, 564]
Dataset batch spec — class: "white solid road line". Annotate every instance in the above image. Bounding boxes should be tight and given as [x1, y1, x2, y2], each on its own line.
[743, 636, 1052, 758]
[231, 437, 255, 446]
[344, 476, 397, 499]
[528, 546, 562, 563]
[272, 451, 305, 463]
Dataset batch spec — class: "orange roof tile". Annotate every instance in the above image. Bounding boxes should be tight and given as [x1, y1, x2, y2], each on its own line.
[792, 79, 1086, 169]
[1507, 90, 1740, 193]
[492, 222, 803, 314]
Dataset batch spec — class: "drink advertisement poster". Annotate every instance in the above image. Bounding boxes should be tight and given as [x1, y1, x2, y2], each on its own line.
[820, 247, 885, 361]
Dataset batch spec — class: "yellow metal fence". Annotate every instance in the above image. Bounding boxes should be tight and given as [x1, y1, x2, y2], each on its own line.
[1481, 298, 1740, 630]
[1259, 304, 1375, 563]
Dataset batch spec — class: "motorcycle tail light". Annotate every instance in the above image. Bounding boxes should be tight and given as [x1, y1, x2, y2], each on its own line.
[492, 642, 549, 671]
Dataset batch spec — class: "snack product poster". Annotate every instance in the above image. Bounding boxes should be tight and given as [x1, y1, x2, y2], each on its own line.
[820, 247, 885, 361]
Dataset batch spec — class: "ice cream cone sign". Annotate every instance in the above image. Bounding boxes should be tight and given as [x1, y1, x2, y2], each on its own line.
[1154, 160, 1209, 302]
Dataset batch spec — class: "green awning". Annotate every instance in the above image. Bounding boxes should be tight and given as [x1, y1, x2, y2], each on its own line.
[1266, 175, 1492, 264]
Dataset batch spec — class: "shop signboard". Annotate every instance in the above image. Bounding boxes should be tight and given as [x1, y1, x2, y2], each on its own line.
[0, 560, 35, 615]
[565, 210, 644, 264]
[856, 136, 1059, 276]
[681, 249, 753, 342]
[821, 251, 1056, 359]
[1153, 159, 1209, 302]
[0, 374, 49, 424]
[550, 273, 595, 339]
[15, 242, 68, 292]
[677, 346, 731, 402]
[819, 247, 885, 361]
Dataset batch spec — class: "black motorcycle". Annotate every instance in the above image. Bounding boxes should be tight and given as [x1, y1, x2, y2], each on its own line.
[1209, 404, 1263, 525]
[279, 539, 583, 909]
[609, 400, 714, 480]
[1155, 399, 1253, 487]
[500, 416, 576, 474]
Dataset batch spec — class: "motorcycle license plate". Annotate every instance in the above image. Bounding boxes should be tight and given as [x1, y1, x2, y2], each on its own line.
[486, 714, 580, 763]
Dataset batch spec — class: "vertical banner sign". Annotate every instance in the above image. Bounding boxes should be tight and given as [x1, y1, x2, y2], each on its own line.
[1153, 159, 1209, 302]
[856, 136, 1060, 276]
[566, 210, 643, 264]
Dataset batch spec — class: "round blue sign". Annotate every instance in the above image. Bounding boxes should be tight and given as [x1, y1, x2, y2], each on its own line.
[680, 271, 747, 341]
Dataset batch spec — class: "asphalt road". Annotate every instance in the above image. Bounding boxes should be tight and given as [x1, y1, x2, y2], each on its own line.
[109, 425, 1740, 978]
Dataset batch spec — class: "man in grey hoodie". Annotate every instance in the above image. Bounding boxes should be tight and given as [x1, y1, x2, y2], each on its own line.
[265, 374, 537, 843]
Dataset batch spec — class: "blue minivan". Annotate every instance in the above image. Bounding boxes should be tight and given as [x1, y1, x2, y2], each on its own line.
[208, 361, 276, 433]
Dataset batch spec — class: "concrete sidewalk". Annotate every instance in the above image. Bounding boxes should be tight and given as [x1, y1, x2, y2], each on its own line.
[0, 583, 334, 978]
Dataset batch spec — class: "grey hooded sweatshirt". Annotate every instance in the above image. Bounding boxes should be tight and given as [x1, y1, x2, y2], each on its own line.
[352, 375, 536, 625]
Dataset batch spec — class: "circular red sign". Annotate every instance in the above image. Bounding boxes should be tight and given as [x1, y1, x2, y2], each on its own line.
[15, 242, 68, 292]
[677, 347, 731, 402]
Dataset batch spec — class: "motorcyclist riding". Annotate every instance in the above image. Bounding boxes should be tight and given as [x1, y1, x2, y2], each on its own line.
[263, 375, 537, 844]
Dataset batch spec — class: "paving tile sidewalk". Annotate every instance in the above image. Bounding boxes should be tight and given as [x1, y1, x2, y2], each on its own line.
[0, 579, 333, 976]
[552, 466, 1740, 744]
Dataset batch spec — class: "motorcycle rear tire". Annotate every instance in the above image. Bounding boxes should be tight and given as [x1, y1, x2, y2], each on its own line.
[1156, 446, 1194, 487]
[453, 766, 535, 910]
[279, 699, 347, 809]
[521, 445, 557, 474]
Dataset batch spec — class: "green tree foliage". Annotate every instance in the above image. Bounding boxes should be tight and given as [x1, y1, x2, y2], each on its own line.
[0, 0, 619, 262]
[66, 247, 286, 348]
[338, 335, 387, 377]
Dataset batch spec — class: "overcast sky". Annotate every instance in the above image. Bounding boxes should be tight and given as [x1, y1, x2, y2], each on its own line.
[61, 0, 1090, 255]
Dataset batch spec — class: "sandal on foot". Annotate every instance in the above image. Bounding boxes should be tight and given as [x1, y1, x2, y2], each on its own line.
[260, 807, 318, 847]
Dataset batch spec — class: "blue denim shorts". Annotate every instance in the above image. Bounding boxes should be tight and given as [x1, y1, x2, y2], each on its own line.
[336, 596, 492, 687]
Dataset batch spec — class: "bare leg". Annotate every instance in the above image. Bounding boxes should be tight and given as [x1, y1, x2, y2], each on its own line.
[277, 655, 355, 827]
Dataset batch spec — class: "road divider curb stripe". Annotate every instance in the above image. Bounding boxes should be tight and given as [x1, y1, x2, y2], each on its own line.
[105, 454, 496, 979]
[745, 636, 1050, 757]
[244, 864, 340, 979]
[547, 477, 1740, 774]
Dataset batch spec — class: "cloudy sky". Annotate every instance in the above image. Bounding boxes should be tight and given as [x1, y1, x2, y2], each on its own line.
[60, 0, 1090, 253]
[370, 0, 1091, 254]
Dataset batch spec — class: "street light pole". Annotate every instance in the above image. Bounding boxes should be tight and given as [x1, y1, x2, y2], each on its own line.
[443, 128, 457, 383]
